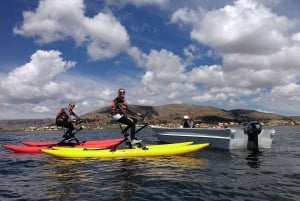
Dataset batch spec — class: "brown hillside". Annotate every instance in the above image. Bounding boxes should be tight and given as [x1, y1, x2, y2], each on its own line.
[1, 104, 300, 130]
[229, 109, 295, 122]
[81, 103, 296, 124]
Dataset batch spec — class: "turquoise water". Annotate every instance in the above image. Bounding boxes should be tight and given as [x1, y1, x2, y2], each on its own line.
[0, 126, 299, 201]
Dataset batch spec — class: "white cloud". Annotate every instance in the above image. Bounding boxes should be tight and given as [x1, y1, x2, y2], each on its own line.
[3, 0, 300, 118]
[14, 0, 129, 60]
[292, 33, 300, 42]
[135, 49, 199, 104]
[192, 93, 213, 102]
[167, 0, 300, 114]
[192, 86, 259, 106]
[33, 106, 50, 113]
[0, 50, 114, 119]
[186, 65, 225, 87]
[0, 73, 118, 119]
[170, 7, 201, 26]
[141, 49, 186, 94]
[127, 46, 146, 67]
[271, 83, 300, 97]
[171, 0, 294, 54]
[144, 49, 184, 79]
[183, 44, 203, 63]
[253, 83, 300, 113]
[1, 50, 76, 102]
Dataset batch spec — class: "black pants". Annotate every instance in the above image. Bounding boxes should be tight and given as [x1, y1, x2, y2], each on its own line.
[118, 116, 137, 140]
[56, 119, 74, 134]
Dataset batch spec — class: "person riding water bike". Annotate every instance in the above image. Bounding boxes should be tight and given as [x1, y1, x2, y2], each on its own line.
[111, 88, 143, 146]
[182, 115, 195, 128]
[56, 102, 81, 139]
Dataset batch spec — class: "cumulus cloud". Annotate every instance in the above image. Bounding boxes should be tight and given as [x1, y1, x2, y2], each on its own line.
[141, 49, 184, 93]
[33, 106, 50, 113]
[0, 49, 120, 119]
[0, 50, 81, 118]
[253, 83, 300, 114]
[186, 65, 225, 87]
[128, 0, 300, 111]
[4, 0, 300, 118]
[167, 0, 300, 112]
[1, 50, 76, 102]
[13, 0, 129, 60]
[137, 49, 198, 104]
[171, 0, 293, 54]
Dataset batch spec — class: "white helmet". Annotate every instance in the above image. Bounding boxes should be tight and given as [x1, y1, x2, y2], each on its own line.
[183, 115, 189, 120]
[112, 114, 123, 120]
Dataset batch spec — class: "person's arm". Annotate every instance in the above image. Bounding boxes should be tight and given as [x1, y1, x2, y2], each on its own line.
[189, 120, 195, 128]
[72, 111, 80, 119]
[192, 121, 195, 128]
[114, 98, 126, 115]
[63, 109, 72, 121]
[126, 106, 142, 117]
[67, 109, 80, 121]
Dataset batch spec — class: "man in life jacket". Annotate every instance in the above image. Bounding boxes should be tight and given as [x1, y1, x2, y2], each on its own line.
[111, 88, 142, 146]
[182, 115, 195, 128]
[56, 102, 81, 138]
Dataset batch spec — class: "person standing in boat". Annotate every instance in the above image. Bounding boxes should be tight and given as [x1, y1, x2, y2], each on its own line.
[111, 88, 143, 145]
[182, 115, 195, 128]
[56, 102, 81, 138]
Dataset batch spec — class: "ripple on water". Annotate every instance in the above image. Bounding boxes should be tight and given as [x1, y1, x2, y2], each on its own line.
[1, 127, 300, 200]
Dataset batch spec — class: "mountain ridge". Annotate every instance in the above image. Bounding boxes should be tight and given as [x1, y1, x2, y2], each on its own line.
[81, 103, 300, 125]
[1, 104, 299, 130]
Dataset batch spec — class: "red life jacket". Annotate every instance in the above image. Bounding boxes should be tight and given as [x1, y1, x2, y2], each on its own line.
[111, 97, 128, 115]
[56, 108, 68, 121]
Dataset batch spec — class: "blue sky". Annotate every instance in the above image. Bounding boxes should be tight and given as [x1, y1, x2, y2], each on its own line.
[1, 0, 300, 119]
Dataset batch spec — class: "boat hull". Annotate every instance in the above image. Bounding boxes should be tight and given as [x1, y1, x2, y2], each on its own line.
[41, 142, 209, 158]
[151, 126, 275, 149]
[2, 138, 123, 153]
[21, 138, 123, 147]
[51, 141, 194, 151]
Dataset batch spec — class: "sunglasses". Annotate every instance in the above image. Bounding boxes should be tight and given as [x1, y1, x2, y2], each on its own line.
[119, 91, 125, 95]
[70, 104, 75, 107]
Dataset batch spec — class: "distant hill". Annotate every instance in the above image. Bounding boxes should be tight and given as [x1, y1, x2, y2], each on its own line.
[1, 104, 300, 130]
[0, 118, 54, 130]
[80, 103, 300, 125]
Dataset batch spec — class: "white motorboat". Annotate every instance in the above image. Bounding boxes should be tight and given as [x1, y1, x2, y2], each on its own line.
[151, 125, 275, 149]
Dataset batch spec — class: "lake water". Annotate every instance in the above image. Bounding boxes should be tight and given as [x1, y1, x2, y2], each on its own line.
[0, 126, 299, 201]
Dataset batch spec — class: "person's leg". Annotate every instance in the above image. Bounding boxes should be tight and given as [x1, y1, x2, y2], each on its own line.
[129, 117, 137, 140]
[118, 117, 140, 144]
[63, 122, 74, 136]
[118, 117, 134, 137]
[56, 120, 74, 137]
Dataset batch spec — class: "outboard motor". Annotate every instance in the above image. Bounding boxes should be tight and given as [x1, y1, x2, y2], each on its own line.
[243, 121, 262, 151]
